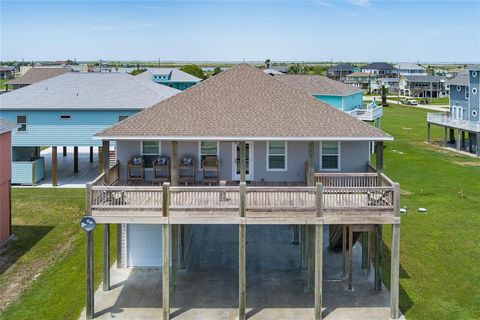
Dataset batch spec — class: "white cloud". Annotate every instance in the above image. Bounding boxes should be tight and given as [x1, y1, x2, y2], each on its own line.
[348, 0, 371, 7]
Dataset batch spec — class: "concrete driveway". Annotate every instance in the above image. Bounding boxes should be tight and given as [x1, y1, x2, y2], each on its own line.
[81, 225, 401, 320]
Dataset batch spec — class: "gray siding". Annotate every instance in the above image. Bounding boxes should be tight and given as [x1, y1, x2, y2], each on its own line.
[116, 139, 371, 182]
[450, 85, 469, 118]
[469, 70, 479, 122]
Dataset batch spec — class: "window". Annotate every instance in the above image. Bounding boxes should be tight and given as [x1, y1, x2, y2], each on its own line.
[472, 71, 478, 78]
[16, 115, 27, 132]
[141, 141, 160, 168]
[473, 88, 478, 95]
[320, 141, 340, 170]
[465, 89, 470, 99]
[199, 141, 219, 168]
[59, 115, 71, 120]
[267, 141, 287, 170]
[118, 115, 129, 122]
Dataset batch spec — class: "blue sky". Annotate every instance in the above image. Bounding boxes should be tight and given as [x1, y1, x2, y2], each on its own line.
[1, 0, 479, 62]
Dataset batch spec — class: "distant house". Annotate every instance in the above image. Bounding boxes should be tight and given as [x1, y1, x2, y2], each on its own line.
[327, 63, 356, 81]
[0, 118, 19, 246]
[427, 65, 479, 156]
[399, 75, 447, 98]
[268, 65, 288, 74]
[136, 68, 202, 90]
[263, 68, 284, 75]
[273, 74, 382, 123]
[345, 72, 378, 90]
[376, 78, 400, 94]
[0, 66, 16, 79]
[6, 67, 71, 90]
[362, 62, 398, 77]
[394, 63, 426, 76]
[0, 73, 180, 186]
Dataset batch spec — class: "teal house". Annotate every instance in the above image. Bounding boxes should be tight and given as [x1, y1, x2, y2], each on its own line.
[0, 72, 179, 186]
[273, 74, 363, 111]
[136, 68, 202, 90]
[272, 74, 382, 124]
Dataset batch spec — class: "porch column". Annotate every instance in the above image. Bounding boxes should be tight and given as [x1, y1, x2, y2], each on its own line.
[102, 140, 110, 183]
[307, 141, 315, 186]
[376, 141, 384, 172]
[239, 141, 246, 183]
[172, 225, 179, 287]
[456, 130, 461, 151]
[239, 181, 246, 320]
[90, 146, 94, 163]
[116, 224, 124, 268]
[162, 183, 170, 320]
[347, 225, 353, 290]
[171, 141, 178, 186]
[301, 225, 307, 270]
[103, 224, 110, 291]
[52, 146, 58, 187]
[427, 123, 431, 143]
[314, 182, 323, 320]
[390, 224, 401, 319]
[307, 225, 315, 292]
[74, 146, 79, 173]
[85, 229, 94, 319]
[98, 146, 103, 175]
[292, 225, 300, 245]
[374, 224, 383, 291]
[444, 127, 448, 147]
[63, 146, 67, 157]
[461, 131, 466, 148]
[362, 232, 369, 269]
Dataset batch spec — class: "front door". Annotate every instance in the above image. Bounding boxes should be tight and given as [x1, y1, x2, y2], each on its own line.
[232, 142, 253, 181]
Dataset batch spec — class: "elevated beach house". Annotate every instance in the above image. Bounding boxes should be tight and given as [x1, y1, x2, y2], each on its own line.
[5, 67, 71, 91]
[427, 65, 480, 156]
[273, 74, 382, 125]
[135, 68, 202, 90]
[0, 72, 179, 186]
[83, 65, 401, 320]
[0, 119, 19, 246]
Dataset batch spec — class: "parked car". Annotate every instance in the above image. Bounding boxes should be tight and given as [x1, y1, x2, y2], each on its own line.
[400, 98, 418, 106]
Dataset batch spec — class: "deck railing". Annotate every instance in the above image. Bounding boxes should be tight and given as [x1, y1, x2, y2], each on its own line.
[427, 113, 480, 132]
[348, 106, 383, 121]
[86, 172, 399, 221]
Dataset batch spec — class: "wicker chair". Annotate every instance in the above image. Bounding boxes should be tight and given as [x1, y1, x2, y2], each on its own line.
[179, 155, 195, 185]
[152, 156, 170, 185]
[201, 155, 220, 185]
[127, 156, 145, 185]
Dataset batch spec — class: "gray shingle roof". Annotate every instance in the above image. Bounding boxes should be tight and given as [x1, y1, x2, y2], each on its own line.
[394, 63, 425, 70]
[273, 74, 363, 96]
[7, 67, 71, 85]
[0, 73, 180, 110]
[362, 62, 397, 71]
[328, 63, 354, 71]
[446, 74, 468, 87]
[136, 68, 202, 82]
[0, 118, 19, 134]
[96, 64, 392, 141]
[403, 75, 446, 82]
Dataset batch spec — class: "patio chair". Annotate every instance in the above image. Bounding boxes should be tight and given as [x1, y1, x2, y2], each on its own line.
[127, 156, 145, 185]
[152, 156, 170, 185]
[179, 155, 195, 185]
[201, 155, 220, 185]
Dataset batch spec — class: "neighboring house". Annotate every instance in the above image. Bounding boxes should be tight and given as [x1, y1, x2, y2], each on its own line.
[362, 62, 398, 77]
[69, 64, 90, 73]
[263, 68, 284, 75]
[84, 64, 401, 320]
[272, 74, 381, 123]
[327, 63, 356, 81]
[427, 65, 480, 156]
[268, 65, 288, 73]
[344, 72, 378, 90]
[135, 68, 202, 90]
[0, 119, 19, 246]
[6, 67, 71, 91]
[0, 66, 16, 79]
[399, 75, 447, 98]
[394, 63, 427, 75]
[376, 77, 400, 94]
[0, 73, 180, 186]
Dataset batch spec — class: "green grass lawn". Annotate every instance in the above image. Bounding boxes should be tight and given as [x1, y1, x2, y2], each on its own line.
[378, 105, 480, 319]
[0, 188, 116, 320]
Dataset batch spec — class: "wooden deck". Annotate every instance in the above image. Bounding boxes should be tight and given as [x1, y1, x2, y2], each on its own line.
[86, 170, 400, 225]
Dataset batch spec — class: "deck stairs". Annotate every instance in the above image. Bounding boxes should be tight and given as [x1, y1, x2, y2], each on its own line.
[329, 225, 361, 251]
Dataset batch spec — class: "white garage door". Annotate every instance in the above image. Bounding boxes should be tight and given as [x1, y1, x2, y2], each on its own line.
[127, 224, 163, 267]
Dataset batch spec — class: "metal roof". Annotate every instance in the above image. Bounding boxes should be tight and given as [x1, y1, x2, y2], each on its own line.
[0, 73, 180, 110]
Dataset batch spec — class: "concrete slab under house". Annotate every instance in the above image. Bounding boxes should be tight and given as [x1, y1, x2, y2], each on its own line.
[81, 64, 402, 320]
